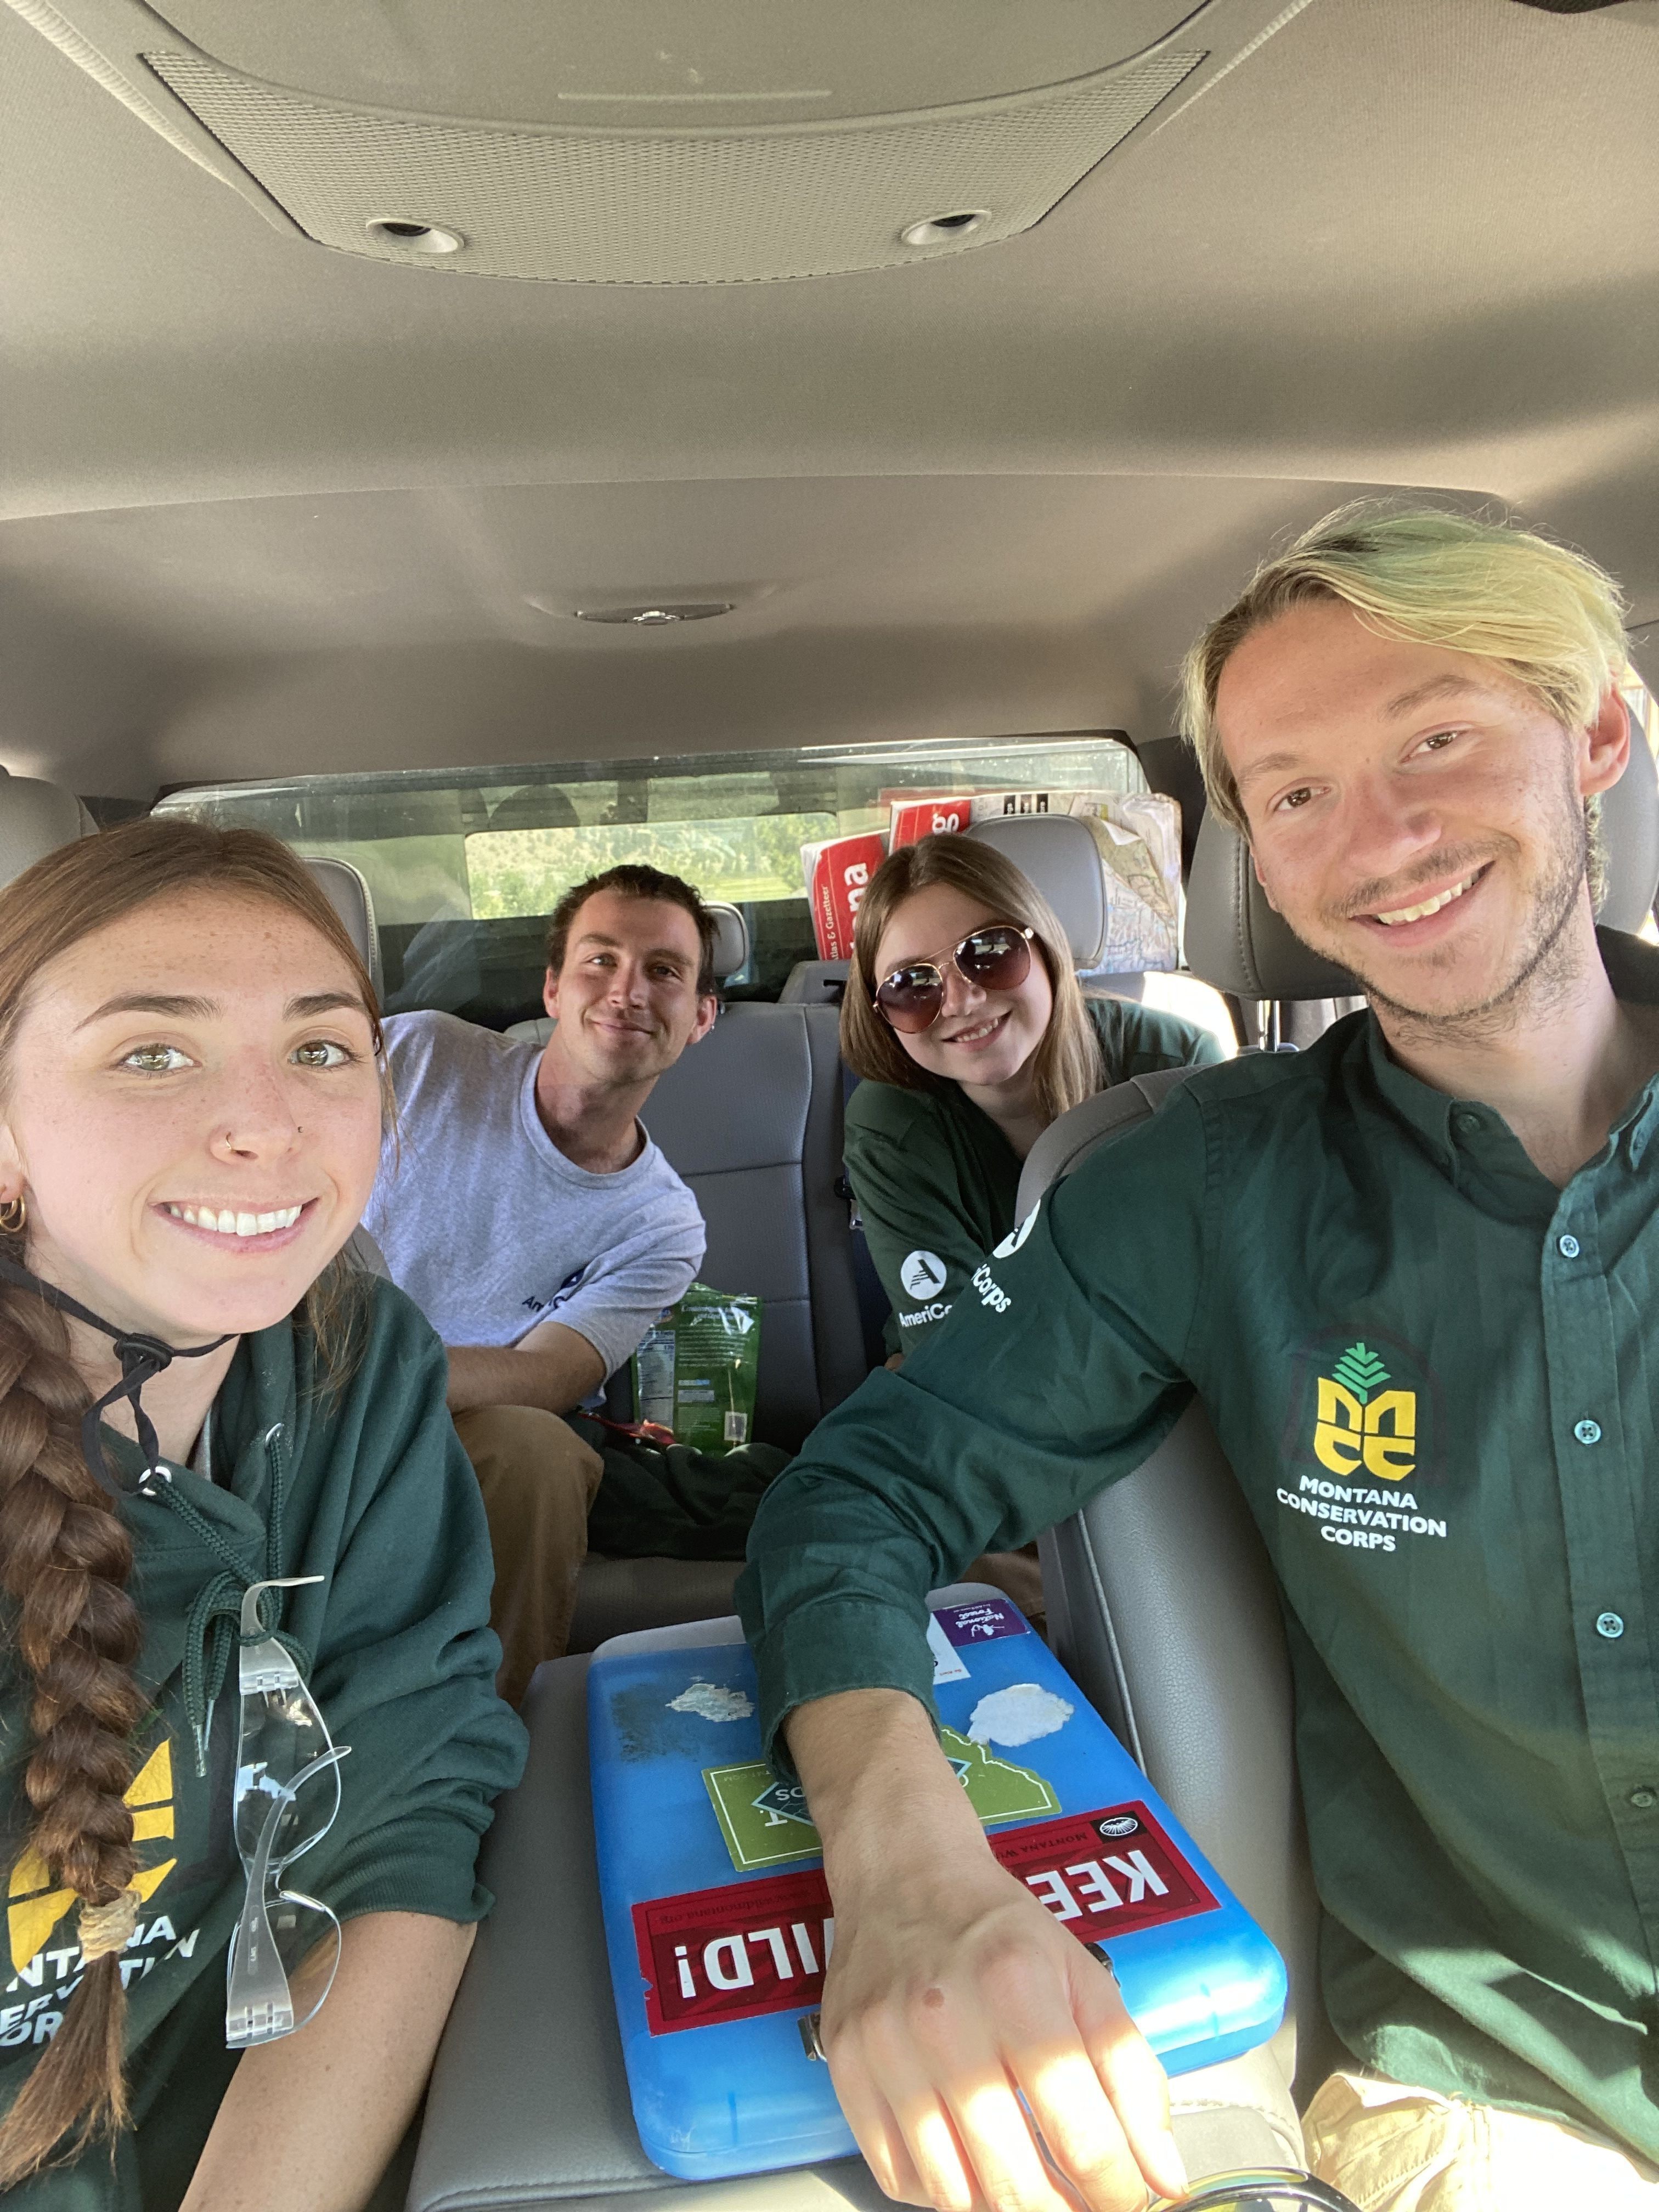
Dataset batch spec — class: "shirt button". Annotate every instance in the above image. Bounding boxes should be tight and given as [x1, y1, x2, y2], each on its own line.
[1630, 1787, 1657, 1810]
[1558, 1233, 1581, 1260]
[1453, 1110, 1482, 1136]
[1596, 1612, 1626, 1640]
[1575, 1418, 1602, 1446]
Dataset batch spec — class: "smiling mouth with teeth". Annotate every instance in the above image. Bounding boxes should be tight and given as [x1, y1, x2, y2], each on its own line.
[165, 1203, 306, 1239]
[1368, 868, 1486, 928]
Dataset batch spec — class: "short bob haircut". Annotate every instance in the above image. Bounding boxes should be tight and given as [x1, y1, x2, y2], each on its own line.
[1182, 502, 1630, 838]
[840, 833, 1104, 1126]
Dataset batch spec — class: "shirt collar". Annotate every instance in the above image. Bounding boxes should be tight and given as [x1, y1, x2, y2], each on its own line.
[1359, 927, 1659, 1209]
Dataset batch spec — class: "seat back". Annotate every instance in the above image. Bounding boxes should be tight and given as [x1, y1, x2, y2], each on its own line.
[1015, 1070, 1322, 2091]
[633, 1003, 865, 1448]
[778, 957, 849, 1006]
[0, 767, 97, 885]
[964, 812, 1110, 965]
[301, 855, 383, 998]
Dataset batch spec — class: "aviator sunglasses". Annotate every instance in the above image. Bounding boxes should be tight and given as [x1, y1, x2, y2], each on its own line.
[873, 923, 1035, 1034]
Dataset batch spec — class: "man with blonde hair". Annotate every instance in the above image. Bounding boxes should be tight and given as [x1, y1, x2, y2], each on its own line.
[739, 505, 1659, 2208]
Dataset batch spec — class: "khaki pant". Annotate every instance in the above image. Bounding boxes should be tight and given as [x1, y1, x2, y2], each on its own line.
[452, 1405, 605, 1708]
[1304, 2070, 1659, 2210]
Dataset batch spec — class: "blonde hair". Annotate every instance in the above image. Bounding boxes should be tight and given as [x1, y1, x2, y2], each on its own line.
[1182, 503, 1630, 836]
[840, 834, 1103, 1125]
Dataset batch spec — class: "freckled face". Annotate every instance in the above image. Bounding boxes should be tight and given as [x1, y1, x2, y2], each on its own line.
[873, 882, 1054, 1089]
[0, 889, 383, 1344]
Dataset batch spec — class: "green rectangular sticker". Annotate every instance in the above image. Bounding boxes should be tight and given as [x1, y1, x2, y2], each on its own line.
[703, 1730, 1060, 1873]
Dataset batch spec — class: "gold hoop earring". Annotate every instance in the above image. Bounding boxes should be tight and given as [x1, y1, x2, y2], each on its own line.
[0, 1194, 26, 1237]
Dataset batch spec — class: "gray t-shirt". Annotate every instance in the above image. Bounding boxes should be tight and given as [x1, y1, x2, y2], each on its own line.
[364, 1011, 705, 1376]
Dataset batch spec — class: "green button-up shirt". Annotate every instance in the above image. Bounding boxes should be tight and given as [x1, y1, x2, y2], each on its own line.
[738, 928, 1659, 2158]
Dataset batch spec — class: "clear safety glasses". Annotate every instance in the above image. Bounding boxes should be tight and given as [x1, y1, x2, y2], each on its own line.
[226, 1576, 352, 2049]
[873, 923, 1035, 1034]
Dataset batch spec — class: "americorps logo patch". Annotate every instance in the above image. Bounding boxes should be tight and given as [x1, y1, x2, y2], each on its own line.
[992, 1206, 1040, 1260]
[900, 1249, 949, 1300]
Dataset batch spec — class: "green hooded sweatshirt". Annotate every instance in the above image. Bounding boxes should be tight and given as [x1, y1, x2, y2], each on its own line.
[0, 1276, 527, 2209]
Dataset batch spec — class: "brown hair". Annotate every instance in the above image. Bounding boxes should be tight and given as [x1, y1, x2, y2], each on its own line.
[840, 834, 1103, 1126]
[0, 817, 381, 2181]
[544, 864, 719, 997]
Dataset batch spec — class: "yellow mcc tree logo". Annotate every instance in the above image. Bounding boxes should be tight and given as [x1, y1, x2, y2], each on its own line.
[1313, 1342, 1418, 1483]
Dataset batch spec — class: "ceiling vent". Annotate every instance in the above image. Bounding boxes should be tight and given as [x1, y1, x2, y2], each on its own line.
[9, 0, 1319, 284]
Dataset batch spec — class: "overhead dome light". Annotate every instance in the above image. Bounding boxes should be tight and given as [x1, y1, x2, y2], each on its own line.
[573, 602, 735, 625]
[899, 210, 990, 246]
[365, 218, 465, 253]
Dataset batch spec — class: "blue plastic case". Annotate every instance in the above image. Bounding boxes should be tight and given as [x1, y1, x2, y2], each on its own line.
[589, 1596, 1285, 2182]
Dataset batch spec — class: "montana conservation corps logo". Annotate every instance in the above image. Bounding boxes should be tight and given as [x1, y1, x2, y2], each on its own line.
[1278, 1330, 1448, 1552]
[1313, 1341, 1417, 1483]
[2, 1734, 209, 2049]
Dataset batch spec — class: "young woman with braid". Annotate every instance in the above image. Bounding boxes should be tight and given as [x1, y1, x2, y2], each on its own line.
[0, 818, 524, 2207]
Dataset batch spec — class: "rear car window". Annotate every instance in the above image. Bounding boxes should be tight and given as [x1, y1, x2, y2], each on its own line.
[156, 735, 1148, 1025]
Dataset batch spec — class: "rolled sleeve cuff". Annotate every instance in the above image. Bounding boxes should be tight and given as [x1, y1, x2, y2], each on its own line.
[328, 1816, 500, 1928]
[751, 1594, 940, 1778]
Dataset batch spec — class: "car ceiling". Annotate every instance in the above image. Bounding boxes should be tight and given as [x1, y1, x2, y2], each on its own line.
[3, 0, 1657, 802]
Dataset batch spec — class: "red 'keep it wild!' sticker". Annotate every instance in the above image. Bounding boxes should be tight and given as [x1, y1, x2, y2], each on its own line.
[631, 1803, 1215, 2035]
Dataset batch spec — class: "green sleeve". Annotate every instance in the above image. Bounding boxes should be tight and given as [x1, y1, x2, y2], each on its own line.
[296, 1286, 528, 1925]
[1087, 993, 1228, 1080]
[843, 1087, 1005, 1350]
[738, 1087, 1214, 1767]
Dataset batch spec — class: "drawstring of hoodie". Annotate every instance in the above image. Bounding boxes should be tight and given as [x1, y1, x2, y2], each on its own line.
[167, 1424, 310, 1774]
[0, 1254, 313, 1771]
[0, 1251, 232, 1495]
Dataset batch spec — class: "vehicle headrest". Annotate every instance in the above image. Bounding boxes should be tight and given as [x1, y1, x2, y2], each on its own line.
[964, 815, 1105, 968]
[706, 901, 749, 981]
[0, 767, 97, 889]
[1596, 703, 1659, 934]
[1182, 815, 1357, 1001]
[302, 855, 383, 1000]
[1184, 703, 1659, 999]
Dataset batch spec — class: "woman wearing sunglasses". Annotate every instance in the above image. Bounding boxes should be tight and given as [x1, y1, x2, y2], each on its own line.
[0, 819, 524, 2207]
[841, 833, 1226, 1360]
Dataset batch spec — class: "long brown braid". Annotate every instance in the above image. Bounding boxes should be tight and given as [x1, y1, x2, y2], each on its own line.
[0, 1248, 146, 2179]
[0, 818, 382, 2179]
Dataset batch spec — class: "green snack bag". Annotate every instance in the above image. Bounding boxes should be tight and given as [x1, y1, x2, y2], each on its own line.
[631, 1282, 762, 1453]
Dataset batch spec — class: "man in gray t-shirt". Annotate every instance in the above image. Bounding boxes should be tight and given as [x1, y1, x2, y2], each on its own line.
[365, 863, 720, 1699]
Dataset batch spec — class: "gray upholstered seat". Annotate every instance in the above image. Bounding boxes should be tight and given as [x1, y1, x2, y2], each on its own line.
[302, 853, 384, 998]
[0, 766, 97, 884]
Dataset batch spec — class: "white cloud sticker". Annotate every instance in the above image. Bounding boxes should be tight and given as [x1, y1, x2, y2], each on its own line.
[900, 1249, 950, 1301]
[966, 1683, 1074, 1748]
[668, 1681, 755, 1723]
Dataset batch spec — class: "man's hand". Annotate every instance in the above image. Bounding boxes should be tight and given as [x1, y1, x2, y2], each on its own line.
[789, 1689, 1187, 2212]
[444, 1319, 606, 1416]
